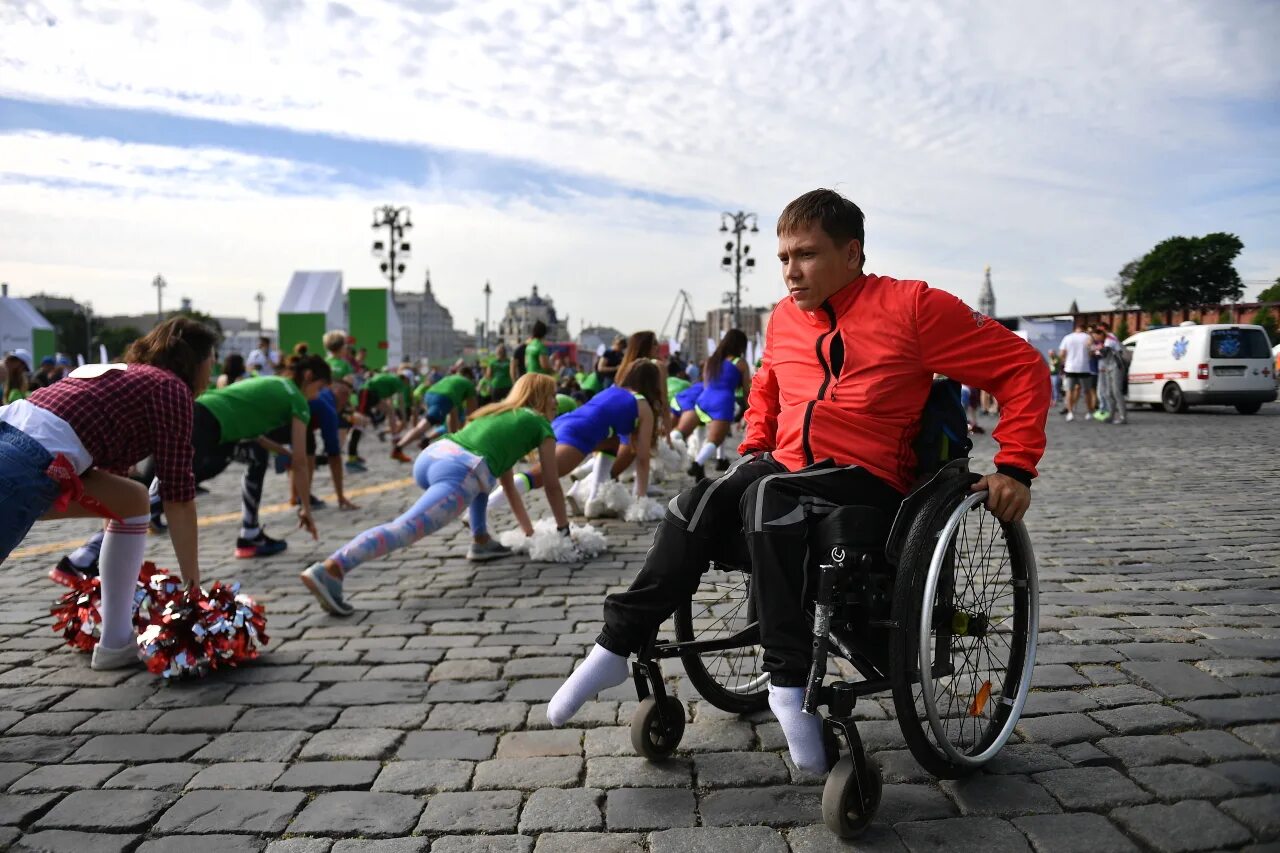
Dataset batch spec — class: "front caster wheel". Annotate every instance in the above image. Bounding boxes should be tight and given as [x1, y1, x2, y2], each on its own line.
[630, 696, 685, 761]
[822, 755, 883, 838]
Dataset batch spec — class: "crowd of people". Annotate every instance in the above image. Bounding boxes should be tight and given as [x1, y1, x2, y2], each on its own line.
[0, 188, 1053, 778]
[1047, 320, 1128, 424]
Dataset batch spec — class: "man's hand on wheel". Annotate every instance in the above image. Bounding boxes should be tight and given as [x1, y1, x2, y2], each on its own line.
[971, 473, 1030, 524]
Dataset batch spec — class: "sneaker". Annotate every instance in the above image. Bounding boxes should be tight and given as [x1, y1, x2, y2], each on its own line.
[149, 513, 168, 534]
[969, 424, 986, 435]
[300, 563, 354, 616]
[390, 449, 414, 464]
[345, 459, 367, 473]
[467, 540, 514, 562]
[714, 457, 730, 471]
[90, 641, 140, 671]
[1064, 412, 1075, 422]
[309, 494, 326, 509]
[584, 496, 612, 518]
[49, 556, 92, 587]
[686, 461, 706, 482]
[235, 531, 288, 559]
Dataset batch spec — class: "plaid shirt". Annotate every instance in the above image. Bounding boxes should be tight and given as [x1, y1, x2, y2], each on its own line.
[28, 364, 196, 502]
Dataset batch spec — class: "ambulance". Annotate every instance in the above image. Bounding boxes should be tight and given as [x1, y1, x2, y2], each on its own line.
[1123, 323, 1276, 414]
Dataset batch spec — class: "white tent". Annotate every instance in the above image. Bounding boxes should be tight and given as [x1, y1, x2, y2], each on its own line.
[278, 271, 344, 355]
[0, 293, 56, 362]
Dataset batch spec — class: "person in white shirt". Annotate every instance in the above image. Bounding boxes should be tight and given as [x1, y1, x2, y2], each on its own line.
[246, 336, 279, 376]
[1059, 322, 1095, 422]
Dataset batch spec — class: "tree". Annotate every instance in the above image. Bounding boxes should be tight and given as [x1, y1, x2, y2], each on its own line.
[41, 308, 95, 362]
[97, 326, 143, 360]
[1122, 233, 1244, 311]
[1106, 259, 1140, 309]
[1252, 308, 1278, 345]
[1258, 279, 1280, 303]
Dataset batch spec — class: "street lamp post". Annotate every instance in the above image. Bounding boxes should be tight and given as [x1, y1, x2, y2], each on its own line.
[719, 211, 758, 328]
[483, 280, 492, 350]
[254, 292, 265, 332]
[371, 206, 413, 298]
[152, 274, 167, 327]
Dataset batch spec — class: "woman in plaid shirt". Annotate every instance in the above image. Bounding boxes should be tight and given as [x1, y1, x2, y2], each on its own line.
[0, 318, 219, 670]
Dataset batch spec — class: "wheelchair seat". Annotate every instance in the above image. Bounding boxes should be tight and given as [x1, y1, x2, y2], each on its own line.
[811, 505, 892, 555]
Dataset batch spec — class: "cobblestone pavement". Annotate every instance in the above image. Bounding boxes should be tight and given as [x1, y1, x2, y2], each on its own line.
[1, 404, 1277, 852]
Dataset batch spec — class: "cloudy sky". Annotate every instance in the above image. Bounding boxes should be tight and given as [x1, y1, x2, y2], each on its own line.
[1, 0, 1277, 337]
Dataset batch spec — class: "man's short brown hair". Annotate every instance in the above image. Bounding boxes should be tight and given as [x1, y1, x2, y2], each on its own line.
[777, 189, 866, 253]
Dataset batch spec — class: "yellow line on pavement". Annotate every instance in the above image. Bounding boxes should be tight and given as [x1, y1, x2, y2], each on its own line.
[8, 477, 416, 561]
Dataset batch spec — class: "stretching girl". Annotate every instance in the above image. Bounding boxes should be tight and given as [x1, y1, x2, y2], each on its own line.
[1, 318, 217, 669]
[299, 373, 570, 616]
[394, 369, 479, 461]
[488, 361, 662, 517]
[687, 329, 751, 482]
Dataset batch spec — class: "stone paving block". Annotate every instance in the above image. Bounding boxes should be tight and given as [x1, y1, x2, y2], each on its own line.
[1057, 741, 1122, 769]
[518, 787, 603, 833]
[497, 730, 582, 758]
[273, 760, 381, 790]
[0, 736, 87, 763]
[49, 686, 155, 712]
[224, 683, 320, 706]
[1096, 735, 1205, 767]
[1120, 661, 1237, 700]
[424, 702, 529, 731]
[149, 705, 246, 733]
[431, 838, 532, 853]
[895, 816, 1032, 852]
[308, 682, 428, 706]
[137, 835, 265, 853]
[605, 788, 696, 830]
[473, 757, 583, 790]
[32, 789, 175, 831]
[678, 720, 755, 753]
[1022, 691, 1099, 716]
[288, 791, 424, 837]
[298, 727, 402, 760]
[1129, 764, 1240, 801]
[1011, 812, 1140, 853]
[11, 830, 140, 853]
[265, 840, 332, 853]
[0, 792, 61, 826]
[73, 710, 163, 734]
[155, 789, 306, 833]
[1233, 724, 1280, 757]
[6, 713, 94, 736]
[1015, 713, 1109, 745]
[584, 757, 692, 789]
[372, 759, 473, 793]
[583, 727, 633, 758]
[1033, 767, 1153, 810]
[69, 734, 208, 763]
[1178, 697, 1280, 726]
[940, 774, 1061, 817]
[398, 730, 495, 760]
[1176, 729, 1261, 761]
[1031, 665, 1091, 688]
[185, 762, 288, 790]
[330, 841, 428, 853]
[140, 683, 234, 710]
[192, 731, 310, 762]
[530, 833, 644, 853]
[1220, 794, 1280, 842]
[1111, 800, 1251, 852]
[1090, 703, 1196, 735]
[649, 826, 787, 852]
[233, 706, 340, 732]
[1210, 760, 1280, 793]
[8, 763, 121, 792]
[417, 790, 522, 833]
[698, 785, 821, 827]
[332, 704, 429, 730]
[984, 743, 1073, 775]
[874, 783, 957, 824]
[1082, 684, 1163, 707]
[785, 824, 907, 852]
[102, 763, 200, 792]
[692, 752, 788, 787]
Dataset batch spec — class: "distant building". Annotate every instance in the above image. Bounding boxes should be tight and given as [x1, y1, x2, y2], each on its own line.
[978, 266, 996, 318]
[24, 293, 83, 315]
[498, 284, 570, 347]
[393, 271, 470, 363]
[576, 325, 625, 370]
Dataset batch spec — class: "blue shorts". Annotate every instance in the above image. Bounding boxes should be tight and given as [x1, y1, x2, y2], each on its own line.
[554, 417, 615, 455]
[0, 422, 60, 564]
[424, 392, 453, 426]
[695, 388, 736, 422]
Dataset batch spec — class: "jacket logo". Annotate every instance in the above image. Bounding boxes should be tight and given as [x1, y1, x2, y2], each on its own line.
[970, 309, 988, 328]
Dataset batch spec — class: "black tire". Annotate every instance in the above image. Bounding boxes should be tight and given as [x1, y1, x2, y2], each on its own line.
[1235, 401, 1262, 415]
[1162, 382, 1187, 413]
[888, 476, 1035, 779]
[822, 755, 883, 838]
[630, 695, 685, 761]
[674, 572, 770, 714]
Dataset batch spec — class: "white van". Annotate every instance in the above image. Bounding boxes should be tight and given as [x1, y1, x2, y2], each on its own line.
[1123, 323, 1276, 414]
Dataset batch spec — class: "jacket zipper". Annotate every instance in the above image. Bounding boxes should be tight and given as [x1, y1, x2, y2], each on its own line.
[802, 303, 838, 465]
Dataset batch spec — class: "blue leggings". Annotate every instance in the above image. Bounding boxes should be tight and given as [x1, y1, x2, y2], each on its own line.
[328, 440, 495, 573]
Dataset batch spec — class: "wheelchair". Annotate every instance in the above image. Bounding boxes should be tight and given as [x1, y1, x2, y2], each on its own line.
[626, 458, 1040, 838]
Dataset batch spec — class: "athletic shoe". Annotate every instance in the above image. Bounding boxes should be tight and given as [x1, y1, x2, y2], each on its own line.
[686, 461, 706, 482]
[90, 641, 141, 671]
[390, 449, 414, 464]
[584, 496, 613, 518]
[714, 457, 730, 471]
[49, 556, 95, 587]
[345, 459, 367, 473]
[467, 540, 514, 562]
[149, 513, 168, 534]
[309, 495, 326, 509]
[1064, 412, 1075, 422]
[968, 424, 986, 435]
[300, 563, 354, 616]
[235, 531, 288, 559]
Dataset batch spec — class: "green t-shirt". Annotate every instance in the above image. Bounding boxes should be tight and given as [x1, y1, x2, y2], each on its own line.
[326, 355, 353, 382]
[425, 375, 476, 409]
[667, 376, 692, 399]
[555, 394, 578, 416]
[525, 339, 552, 376]
[5, 388, 27, 404]
[197, 375, 310, 444]
[365, 372, 408, 401]
[488, 357, 513, 390]
[448, 407, 555, 477]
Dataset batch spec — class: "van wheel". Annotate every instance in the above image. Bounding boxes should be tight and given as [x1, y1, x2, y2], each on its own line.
[1161, 383, 1187, 414]
[1235, 402, 1262, 415]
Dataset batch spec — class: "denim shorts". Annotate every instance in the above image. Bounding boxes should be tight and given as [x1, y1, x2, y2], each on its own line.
[0, 422, 60, 565]
[424, 392, 453, 426]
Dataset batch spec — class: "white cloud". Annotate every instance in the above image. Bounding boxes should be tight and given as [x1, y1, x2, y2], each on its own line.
[0, 0, 1278, 324]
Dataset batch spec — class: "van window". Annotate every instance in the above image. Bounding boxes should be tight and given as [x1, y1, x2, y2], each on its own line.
[1210, 329, 1270, 359]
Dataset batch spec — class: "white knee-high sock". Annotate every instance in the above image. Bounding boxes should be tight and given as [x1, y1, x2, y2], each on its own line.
[769, 684, 829, 774]
[695, 441, 719, 466]
[98, 514, 149, 649]
[488, 472, 530, 512]
[586, 453, 615, 501]
[548, 644, 630, 726]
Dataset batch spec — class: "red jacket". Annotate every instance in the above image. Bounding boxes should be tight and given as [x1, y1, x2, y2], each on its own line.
[741, 273, 1050, 493]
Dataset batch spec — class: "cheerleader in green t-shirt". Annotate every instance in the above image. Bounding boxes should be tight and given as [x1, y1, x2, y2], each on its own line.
[300, 374, 571, 616]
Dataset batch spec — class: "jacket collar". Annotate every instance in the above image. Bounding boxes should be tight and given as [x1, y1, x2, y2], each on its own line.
[796, 273, 870, 324]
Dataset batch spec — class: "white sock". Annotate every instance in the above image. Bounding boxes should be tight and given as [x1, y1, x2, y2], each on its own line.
[695, 441, 718, 466]
[769, 684, 829, 774]
[99, 515, 149, 649]
[570, 457, 595, 480]
[586, 454, 614, 501]
[668, 428, 682, 443]
[488, 472, 530, 512]
[715, 444, 726, 460]
[548, 644, 629, 726]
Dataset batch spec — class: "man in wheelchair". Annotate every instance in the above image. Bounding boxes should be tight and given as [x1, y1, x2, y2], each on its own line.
[549, 189, 1050, 774]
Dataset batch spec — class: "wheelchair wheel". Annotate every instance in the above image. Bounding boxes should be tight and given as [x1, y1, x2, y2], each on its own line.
[673, 568, 770, 714]
[889, 479, 1038, 779]
[822, 755, 883, 838]
[631, 695, 685, 760]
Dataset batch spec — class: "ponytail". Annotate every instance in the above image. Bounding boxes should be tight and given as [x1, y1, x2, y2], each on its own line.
[125, 316, 220, 393]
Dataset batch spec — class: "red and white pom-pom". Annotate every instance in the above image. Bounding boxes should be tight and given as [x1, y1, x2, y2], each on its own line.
[50, 562, 180, 653]
[137, 581, 268, 680]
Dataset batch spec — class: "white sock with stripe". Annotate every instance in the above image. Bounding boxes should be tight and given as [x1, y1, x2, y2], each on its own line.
[98, 515, 149, 649]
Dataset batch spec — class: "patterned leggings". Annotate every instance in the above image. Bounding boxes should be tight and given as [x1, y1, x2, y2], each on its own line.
[328, 441, 495, 573]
